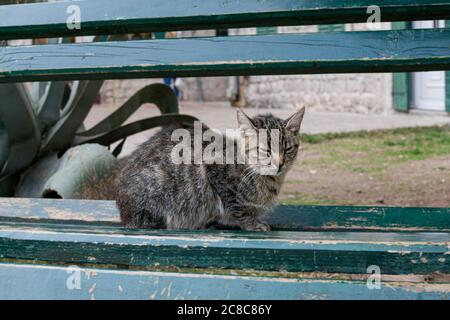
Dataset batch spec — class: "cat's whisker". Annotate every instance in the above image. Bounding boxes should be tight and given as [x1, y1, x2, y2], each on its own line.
[238, 168, 253, 185]
[239, 169, 257, 189]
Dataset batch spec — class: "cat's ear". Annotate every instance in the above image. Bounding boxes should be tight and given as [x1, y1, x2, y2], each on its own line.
[285, 107, 306, 136]
[237, 109, 256, 135]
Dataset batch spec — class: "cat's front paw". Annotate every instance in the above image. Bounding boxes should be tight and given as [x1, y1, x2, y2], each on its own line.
[243, 222, 271, 232]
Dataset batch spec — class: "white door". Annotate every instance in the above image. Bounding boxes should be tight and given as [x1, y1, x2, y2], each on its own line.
[411, 21, 446, 111]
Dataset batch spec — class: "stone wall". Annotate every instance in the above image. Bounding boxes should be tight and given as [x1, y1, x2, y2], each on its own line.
[241, 23, 393, 114]
[244, 73, 393, 114]
[100, 79, 161, 105]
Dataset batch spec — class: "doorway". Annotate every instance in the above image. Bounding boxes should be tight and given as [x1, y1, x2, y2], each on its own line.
[411, 21, 446, 112]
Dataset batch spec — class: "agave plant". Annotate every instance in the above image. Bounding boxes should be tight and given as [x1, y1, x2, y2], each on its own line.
[0, 39, 197, 198]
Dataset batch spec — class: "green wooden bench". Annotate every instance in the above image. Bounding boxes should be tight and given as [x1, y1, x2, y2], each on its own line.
[0, 0, 449, 300]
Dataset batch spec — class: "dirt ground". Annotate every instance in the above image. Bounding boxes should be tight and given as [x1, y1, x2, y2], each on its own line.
[281, 154, 450, 207]
[280, 127, 450, 207]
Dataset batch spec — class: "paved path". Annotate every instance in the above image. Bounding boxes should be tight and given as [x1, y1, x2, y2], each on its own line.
[85, 102, 450, 156]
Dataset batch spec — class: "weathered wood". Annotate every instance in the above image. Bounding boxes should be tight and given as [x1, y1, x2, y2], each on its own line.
[0, 219, 448, 274]
[1, 0, 450, 40]
[0, 198, 120, 223]
[271, 205, 450, 232]
[392, 22, 412, 112]
[1, 29, 450, 83]
[0, 198, 449, 232]
[446, 18, 450, 112]
[0, 263, 448, 300]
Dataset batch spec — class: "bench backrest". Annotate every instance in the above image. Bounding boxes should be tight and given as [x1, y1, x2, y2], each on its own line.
[0, 0, 449, 83]
[1, 0, 450, 40]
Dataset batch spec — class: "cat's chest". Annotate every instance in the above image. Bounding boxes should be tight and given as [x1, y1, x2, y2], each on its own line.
[250, 180, 280, 204]
[207, 165, 281, 209]
[230, 175, 280, 207]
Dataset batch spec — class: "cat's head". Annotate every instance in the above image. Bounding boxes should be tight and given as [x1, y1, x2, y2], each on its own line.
[237, 107, 305, 176]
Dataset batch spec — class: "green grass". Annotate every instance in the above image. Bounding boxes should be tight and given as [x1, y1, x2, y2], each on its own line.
[298, 126, 450, 175]
[300, 126, 450, 144]
[281, 192, 355, 206]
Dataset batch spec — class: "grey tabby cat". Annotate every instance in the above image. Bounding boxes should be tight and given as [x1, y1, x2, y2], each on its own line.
[116, 107, 305, 231]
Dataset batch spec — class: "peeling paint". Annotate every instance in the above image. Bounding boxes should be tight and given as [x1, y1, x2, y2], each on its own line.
[88, 283, 96, 294]
[420, 257, 429, 264]
[84, 270, 97, 279]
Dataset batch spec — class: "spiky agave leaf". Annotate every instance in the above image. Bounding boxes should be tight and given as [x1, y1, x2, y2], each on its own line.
[0, 109, 15, 197]
[0, 83, 41, 176]
[35, 81, 67, 131]
[73, 83, 198, 157]
[73, 114, 199, 147]
[77, 83, 179, 137]
[40, 35, 125, 155]
[0, 121, 8, 170]
[41, 80, 104, 154]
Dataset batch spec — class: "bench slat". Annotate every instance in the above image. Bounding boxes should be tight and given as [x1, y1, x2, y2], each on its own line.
[1, 219, 448, 274]
[0, 263, 447, 300]
[1, 198, 449, 232]
[1, 29, 450, 82]
[1, 0, 450, 40]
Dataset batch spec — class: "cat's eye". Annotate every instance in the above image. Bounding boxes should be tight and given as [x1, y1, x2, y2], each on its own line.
[285, 146, 296, 153]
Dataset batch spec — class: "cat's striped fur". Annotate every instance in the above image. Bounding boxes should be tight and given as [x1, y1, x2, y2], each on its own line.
[116, 108, 305, 231]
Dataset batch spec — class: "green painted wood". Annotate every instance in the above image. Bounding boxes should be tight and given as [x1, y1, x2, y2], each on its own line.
[0, 198, 449, 232]
[1, 29, 450, 83]
[0, 263, 447, 300]
[0, 219, 448, 274]
[153, 32, 166, 40]
[447, 21, 450, 113]
[257, 27, 278, 35]
[1, 0, 450, 40]
[392, 22, 412, 112]
[318, 24, 346, 33]
[0, 198, 121, 223]
[269, 205, 450, 232]
[392, 73, 410, 112]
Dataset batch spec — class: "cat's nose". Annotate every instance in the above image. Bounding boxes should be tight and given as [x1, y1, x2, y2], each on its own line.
[273, 154, 284, 168]
[272, 154, 284, 174]
[277, 162, 284, 173]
